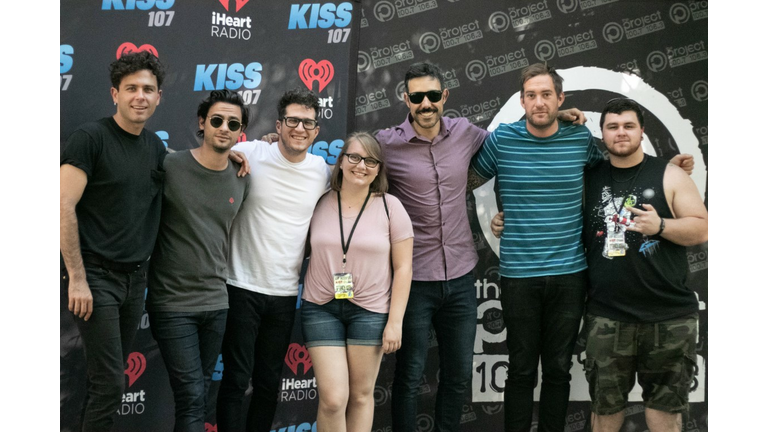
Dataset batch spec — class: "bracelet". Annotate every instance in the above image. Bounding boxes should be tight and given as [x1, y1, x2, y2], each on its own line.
[657, 218, 665, 236]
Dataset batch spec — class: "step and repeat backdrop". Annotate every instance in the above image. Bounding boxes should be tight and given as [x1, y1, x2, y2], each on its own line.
[61, 1, 708, 431]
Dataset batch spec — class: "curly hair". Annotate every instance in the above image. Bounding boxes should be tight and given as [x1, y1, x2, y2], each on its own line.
[109, 51, 166, 89]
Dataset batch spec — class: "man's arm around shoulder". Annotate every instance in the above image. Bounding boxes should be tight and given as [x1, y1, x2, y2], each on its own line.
[60, 164, 93, 321]
[625, 164, 707, 246]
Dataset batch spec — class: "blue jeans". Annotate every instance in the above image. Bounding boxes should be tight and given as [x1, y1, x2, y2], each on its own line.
[66, 262, 147, 432]
[149, 309, 228, 432]
[500, 271, 587, 432]
[216, 286, 297, 432]
[392, 271, 477, 432]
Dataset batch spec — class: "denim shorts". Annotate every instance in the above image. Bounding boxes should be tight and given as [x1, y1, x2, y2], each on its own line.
[301, 299, 388, 347]
[583, 313, 698, 415]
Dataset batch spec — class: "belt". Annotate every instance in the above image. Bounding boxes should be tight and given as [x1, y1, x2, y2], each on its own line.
[82, 253, 147, 273]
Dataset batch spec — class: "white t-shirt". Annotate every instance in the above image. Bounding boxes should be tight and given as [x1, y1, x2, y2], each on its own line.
[227, 140, 330, 296]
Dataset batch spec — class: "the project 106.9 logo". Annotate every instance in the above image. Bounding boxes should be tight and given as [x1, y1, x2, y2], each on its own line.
[101, 0, 175, 27]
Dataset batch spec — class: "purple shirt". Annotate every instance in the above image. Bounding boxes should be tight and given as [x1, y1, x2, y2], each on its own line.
[376, 114, 489, 281]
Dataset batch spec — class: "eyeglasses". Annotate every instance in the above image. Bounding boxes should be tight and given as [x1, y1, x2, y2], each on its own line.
[407, 90, 443, 104]
[208, 116, 242, 132]
[343, 153, 380, 168]
[282, 116, 318, 130]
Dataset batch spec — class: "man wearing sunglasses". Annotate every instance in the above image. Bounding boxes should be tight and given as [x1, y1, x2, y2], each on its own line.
[217, 88, 331, 432]
[375, 62, 586, 432]
[60, 52, 250, 431]
[145, 89, 251, 430]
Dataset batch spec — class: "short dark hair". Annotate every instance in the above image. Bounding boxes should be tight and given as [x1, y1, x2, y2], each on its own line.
[600, 98, 645, 129]
[278, 87, 320, 120]
[404, 62, 445, 93]
[520, 62, 563, 96]
[109, 51, 166, 89]
[330, 132, 388, 194]
[196, 90, 250, 138]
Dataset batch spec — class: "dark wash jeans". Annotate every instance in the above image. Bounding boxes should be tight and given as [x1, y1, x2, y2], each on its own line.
[500, 271, 587, 432]
[63, 261, 147, 432]
[149, 309, 227, 432]
[392, 271, 477, 432]
[216, 285, 297, 432]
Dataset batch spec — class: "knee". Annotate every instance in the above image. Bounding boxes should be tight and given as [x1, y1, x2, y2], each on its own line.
[318, 390, 349, 415]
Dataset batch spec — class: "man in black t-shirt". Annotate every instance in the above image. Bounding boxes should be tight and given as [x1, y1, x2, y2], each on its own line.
[60, 52, 167, 431]
[581, 99, 708, 432]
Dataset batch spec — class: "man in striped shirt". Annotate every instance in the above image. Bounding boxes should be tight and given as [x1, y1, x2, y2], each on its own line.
[471, 63, 602, 432]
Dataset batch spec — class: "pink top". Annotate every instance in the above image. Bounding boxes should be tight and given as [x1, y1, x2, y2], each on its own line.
[303, 191, 414, 313]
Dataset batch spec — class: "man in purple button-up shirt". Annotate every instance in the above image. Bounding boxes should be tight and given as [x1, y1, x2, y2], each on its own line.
[377, 62, 584, 432]
[376, 62, 487, 432]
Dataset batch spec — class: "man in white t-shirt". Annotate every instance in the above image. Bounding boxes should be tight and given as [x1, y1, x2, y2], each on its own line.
[216, 88, 331, 432]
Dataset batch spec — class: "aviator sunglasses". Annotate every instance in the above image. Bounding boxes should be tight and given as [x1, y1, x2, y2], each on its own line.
[208, 116, 242, 132]
[407, 90, 443, 104]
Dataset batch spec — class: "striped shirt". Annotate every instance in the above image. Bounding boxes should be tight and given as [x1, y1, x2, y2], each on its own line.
[471, 120, 604, 278]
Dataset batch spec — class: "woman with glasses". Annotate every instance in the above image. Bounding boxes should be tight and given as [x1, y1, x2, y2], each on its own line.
[301, 132, 414, 432]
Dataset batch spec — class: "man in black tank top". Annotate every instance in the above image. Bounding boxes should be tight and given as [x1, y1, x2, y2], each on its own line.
[581, 99, 708, 432]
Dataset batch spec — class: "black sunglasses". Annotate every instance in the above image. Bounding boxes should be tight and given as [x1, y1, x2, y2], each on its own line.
[407, 90, 443, 104]
[208, 116, 242, 132]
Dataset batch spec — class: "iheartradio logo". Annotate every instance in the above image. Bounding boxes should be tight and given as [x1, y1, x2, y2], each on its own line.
[124, 352, 146, 387]
[218, 0, 249, 12]
[299, 59, 334, 93]
[116, 43, 158, 59]
[205, 423, 218, 432]
[284, 343, 313, 375]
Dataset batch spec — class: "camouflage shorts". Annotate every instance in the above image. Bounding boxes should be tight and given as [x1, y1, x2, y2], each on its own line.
[583, 313, 698, 415]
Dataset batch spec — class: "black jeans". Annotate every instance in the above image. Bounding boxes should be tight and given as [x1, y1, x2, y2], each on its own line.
[392, 272, 477, 432]
[64, 262, 147, 432]
[216, 285, 297, 432]
[149, 309, 227, 432]
[500, 271, 587, 432]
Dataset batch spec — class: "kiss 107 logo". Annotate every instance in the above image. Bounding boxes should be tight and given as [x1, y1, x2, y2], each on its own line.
[61, 45, 74, 91]
[194, 62, 262, 104]
[101, 0, 175, 27]
[288, 2, 353, 29]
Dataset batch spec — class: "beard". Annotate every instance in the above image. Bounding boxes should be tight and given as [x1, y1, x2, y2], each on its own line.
[525, 109, 558, 130]
[606, 140, 642, 158]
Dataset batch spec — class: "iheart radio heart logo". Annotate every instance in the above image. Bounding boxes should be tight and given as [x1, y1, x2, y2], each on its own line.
[284, 343, 313, 375]
[124, 352, 146, 387]
[218, 0, 249, 12]
[299, 59, 334, 92]
[116, 43, 158, 59]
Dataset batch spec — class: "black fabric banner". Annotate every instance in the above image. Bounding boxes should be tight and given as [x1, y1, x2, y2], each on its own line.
[61, 1, 707, 431]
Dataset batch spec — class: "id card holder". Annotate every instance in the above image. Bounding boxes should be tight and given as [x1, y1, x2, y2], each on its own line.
[604, 230, 628, 257]
[334, 272, 354, 299]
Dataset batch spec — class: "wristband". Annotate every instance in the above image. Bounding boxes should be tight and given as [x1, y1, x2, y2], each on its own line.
[657, 218, 665, 236]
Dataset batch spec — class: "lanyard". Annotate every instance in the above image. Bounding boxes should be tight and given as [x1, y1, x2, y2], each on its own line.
[337, 189, 371, 272]
[609, 154, 647, 215]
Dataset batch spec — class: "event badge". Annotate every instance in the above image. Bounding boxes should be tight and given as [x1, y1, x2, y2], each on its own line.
[605, 230, 628, 257]
[334, 272, 354, 299]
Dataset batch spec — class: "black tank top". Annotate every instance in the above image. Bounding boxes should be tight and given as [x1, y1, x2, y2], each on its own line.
[583, 156, 698, 322]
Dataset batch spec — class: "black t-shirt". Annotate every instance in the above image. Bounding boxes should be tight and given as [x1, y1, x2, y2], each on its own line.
[583, 156, 698, 323]
[61, 117, 166, 263]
